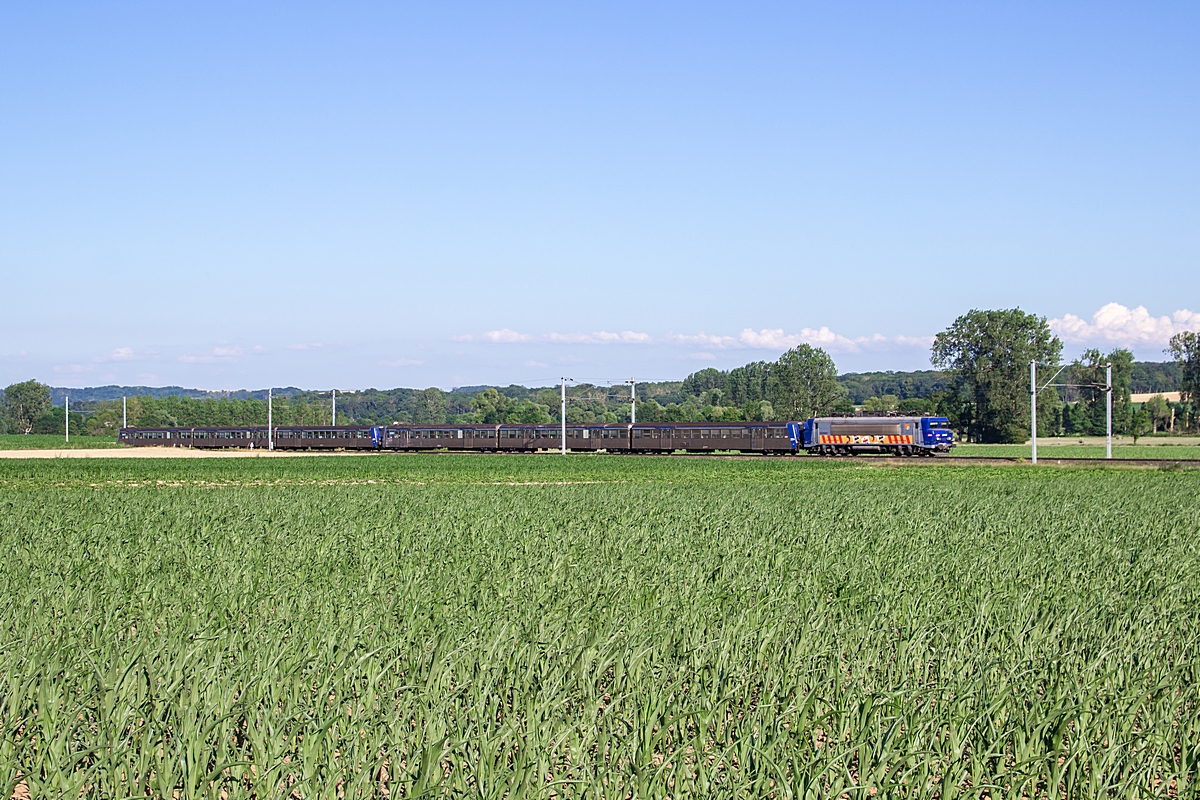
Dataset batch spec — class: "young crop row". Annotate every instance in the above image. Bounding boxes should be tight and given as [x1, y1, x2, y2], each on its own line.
[1, 458, 1198, 798]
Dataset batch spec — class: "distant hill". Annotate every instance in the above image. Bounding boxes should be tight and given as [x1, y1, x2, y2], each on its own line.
[836, 370, 952, 404]
[48, 385, 306, 407]
[834, 362, 1181, 402]
[37, 360, 1184, 414]
[1130, 361, 1181, 394]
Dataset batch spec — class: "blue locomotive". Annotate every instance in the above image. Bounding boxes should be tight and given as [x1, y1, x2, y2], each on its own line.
[801, 415, 954, 456]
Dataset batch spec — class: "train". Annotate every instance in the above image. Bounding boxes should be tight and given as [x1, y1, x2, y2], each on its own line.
[118, 415, 955, 456]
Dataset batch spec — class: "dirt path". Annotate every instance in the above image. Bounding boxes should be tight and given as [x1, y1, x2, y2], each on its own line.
[0, 448, 359, 459]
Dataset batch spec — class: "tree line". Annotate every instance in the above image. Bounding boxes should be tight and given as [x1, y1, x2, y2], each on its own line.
[4, 311, 1197, 442]
[930, 310, 1198, 442]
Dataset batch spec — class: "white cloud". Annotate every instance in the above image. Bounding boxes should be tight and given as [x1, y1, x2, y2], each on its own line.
[483, 329, 532, 343]
[666, 328, 929, 354]
[288, 342, 330, 351]
[546, 330, 653, 344]
[666, 332, 741, 349]
[91, 346, 155, 363]
[894, 334, 936, 348]
[178, 345, 242, 364]
[379, 358, 424, 366]
[475, 329, 653, 345]
[1050, 303, 1200, 347]
[461, 326, 931, 354]
[524, 360, 548, 368]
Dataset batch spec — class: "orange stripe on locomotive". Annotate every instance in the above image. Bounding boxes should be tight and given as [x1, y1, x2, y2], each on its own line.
[818, 434, 913, 445]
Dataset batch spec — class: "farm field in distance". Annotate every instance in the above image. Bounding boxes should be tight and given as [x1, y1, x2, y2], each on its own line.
[0, 434, 122, 450]
[2, 455, 1198, 797]
[953, 441, 1200, 460]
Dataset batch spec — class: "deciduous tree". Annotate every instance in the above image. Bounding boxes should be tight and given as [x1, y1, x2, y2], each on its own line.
[1167, 331, 1199, 405]
[1072, 348, 1133, 435]
[1144, 394, 1172, 433]
[767, 345, 843, 420]
[931, 309, 1062, 443]
[2, 380, 52, 435]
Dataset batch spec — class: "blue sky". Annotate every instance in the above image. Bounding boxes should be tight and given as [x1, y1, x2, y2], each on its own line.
[2, 2, 1197, 390]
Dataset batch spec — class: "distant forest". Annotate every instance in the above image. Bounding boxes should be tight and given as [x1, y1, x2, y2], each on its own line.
[17, 360, 1181, 435]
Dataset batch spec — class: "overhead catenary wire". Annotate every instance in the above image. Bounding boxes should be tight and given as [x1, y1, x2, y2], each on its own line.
[1031, 360, 1113, 464]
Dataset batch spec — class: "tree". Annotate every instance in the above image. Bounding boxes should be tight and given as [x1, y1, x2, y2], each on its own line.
[862, 394, 899, 412]
[470, 388, 515, 424]
[931, 309, 1062, 443]
[1144, 394, 1172, 433]
[1130, 407, 1150, 444]
[681, 368, 726, 397]
[412, 388, 448, 424]
[897, 396, 932, 414]
[508, 400, 551, 424]
[741, 400, 774, 421]
[767, 345, 843, 420]
[1071, 348, 1133, 435]
[725, 361, 772, 405]
[1167, 331, 1199, 405]
[2, 380, 52, 435]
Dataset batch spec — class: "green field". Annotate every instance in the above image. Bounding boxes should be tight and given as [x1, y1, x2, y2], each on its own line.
[954, 442, 1200, 460]
[2, 455, 1198, 798]
[0, 434, 123, 450]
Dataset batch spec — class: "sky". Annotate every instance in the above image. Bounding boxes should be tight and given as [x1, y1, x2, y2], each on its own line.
[2, 2, 1197, 391]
